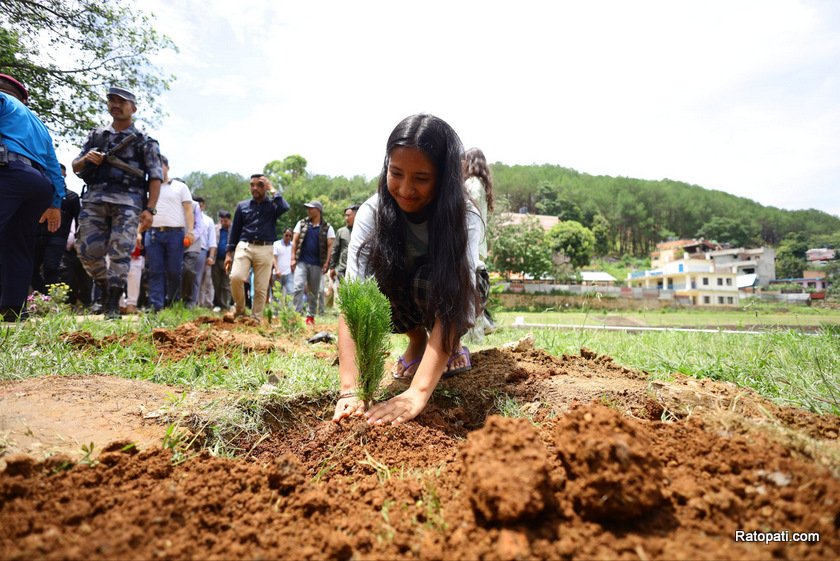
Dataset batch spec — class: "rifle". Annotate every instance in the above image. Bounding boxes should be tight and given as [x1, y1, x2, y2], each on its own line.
[103, 133, 145, 179]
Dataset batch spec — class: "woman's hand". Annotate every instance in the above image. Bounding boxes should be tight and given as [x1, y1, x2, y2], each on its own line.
[332, 393, 365, 423]
[365, 387, 431, 426]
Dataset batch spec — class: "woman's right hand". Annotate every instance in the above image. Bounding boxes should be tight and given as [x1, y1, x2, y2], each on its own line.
[332, 393, 365, 422]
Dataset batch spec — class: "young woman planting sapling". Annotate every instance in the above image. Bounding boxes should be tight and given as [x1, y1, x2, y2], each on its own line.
[332, 114, 488, 426]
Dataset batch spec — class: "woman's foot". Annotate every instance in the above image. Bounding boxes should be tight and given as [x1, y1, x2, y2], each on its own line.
[392, 355, 422, 379]
[443, 346, 471, 378]
[392, 327, 428, 380]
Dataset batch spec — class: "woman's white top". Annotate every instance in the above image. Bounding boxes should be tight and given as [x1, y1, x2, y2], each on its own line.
[346, 193, 484, 284]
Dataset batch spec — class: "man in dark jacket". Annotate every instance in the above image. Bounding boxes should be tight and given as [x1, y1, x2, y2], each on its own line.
[224, 174, 289, 318]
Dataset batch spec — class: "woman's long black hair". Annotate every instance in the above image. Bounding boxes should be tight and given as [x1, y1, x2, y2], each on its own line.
[464, 147, 494, 213]
[367, 114, 477, 353]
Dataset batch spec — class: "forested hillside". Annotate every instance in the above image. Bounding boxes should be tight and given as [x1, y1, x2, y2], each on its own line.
[181, 157, 840, 259]
[491, 163, 840, 257]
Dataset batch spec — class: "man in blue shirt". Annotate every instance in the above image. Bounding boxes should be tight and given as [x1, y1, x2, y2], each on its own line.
[212, 209, 232, 312]
[0, 74, 65, 321]
[224, 174, 289, 318]
[291, 200, 335, 326]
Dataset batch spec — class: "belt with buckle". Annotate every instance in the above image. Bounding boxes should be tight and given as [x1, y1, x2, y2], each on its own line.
[8, 152, 45, 173]
[245, 239, 272, 246]
[152, 226, 184, 232]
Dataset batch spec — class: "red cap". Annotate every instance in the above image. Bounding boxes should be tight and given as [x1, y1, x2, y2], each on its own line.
[0, 74, 28, 104]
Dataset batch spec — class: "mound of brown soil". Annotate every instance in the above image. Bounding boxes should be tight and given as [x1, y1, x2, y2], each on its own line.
[2, 402, 839, 560]
[2, 330, 840, 559]
[60, 316, 286, 361]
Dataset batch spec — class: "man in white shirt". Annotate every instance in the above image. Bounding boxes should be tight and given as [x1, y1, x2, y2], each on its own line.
[272, 228, 294, 303]
[138, 155, 194, 312]
[196, 202, 217, 308]
[181, 197, 205, 307]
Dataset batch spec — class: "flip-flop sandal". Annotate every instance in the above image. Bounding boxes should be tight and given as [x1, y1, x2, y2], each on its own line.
[392, 355, 422, 380]
[443, 346, 471, 379]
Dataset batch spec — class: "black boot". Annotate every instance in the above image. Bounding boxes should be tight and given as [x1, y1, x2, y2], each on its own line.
[105, 285, 123, 320]
[90, 279, 108, 314]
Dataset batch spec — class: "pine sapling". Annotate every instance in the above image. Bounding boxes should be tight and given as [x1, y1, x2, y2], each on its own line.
[338, 278, 392, 408]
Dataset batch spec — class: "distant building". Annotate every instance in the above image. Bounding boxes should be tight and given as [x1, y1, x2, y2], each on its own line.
[627, 258, 739, 307]
[651, 239, 720, 269]
[497, 212, 560, 233]
[806, 248, 836, 265]
[705, 247, 776, 288]
[769, 270, 828, 293]
[580, 271, 617, 286]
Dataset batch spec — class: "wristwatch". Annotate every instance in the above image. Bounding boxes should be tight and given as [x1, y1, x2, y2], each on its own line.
[144, 207, 157, 215]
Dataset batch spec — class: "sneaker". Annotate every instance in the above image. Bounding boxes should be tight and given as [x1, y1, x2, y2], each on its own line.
[212, 306, 221, 313]
[305, 316, 315, 326]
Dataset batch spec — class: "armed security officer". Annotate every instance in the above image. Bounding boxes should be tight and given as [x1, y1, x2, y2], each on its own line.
[72, 86, 162, 319]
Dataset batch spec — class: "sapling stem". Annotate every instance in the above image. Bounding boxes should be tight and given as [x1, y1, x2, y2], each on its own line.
[338, 278, 392, 409]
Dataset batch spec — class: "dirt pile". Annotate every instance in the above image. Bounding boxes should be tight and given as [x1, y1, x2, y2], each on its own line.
[554, 405, 666, 522]
[462, 416, 553, 523]
[2, 400, 839, 560]
[2, 333, 840, 559]
[61, 316, 284, 361]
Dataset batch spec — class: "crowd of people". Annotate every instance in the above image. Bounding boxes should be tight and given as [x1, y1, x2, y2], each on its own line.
[0, 77, 365, 322]
[2, 75, 498, 424]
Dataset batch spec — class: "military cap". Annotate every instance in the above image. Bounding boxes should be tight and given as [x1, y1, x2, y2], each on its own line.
[107, 86, 137, 103]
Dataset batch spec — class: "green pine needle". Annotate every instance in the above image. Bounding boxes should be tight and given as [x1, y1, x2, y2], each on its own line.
[338, 279, 393, 405]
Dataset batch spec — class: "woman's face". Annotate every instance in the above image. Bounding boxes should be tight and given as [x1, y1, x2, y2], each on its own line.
[386, 146, 437, 214]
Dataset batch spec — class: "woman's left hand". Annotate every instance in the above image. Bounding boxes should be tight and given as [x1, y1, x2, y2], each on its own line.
[332, 394, 365, 423]
[365, 388, 430, 426]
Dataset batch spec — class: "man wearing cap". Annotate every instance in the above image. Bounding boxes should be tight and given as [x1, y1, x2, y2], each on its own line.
[329, 204, 358, 283]
[291, 200, 335, 326]
[212, 209, 233, 312]
[72, 86, 163, 319]
[0, 74, 65, 321]
[225, 174, 289, 318]
[137, 155, 194, 312]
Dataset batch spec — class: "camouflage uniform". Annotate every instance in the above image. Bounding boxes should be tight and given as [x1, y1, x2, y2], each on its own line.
[76, 124, 162, 293]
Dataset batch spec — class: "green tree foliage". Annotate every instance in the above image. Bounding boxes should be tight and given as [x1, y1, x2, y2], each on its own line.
[591, 214, 611, 257]
[183, 156, 378, 238]
[822, 260, 840, 299]
[181, 171, 248, 219]
[0, 0, 176, 142]
[775, 234, 809, 279]
[491, 163, 840, 257]
[263, 155, 308, 189]
[488, 217, 554, 279]
[695, 216, 758, 247]
[546, 220, 596, 270]
[338, 278, 392, 408]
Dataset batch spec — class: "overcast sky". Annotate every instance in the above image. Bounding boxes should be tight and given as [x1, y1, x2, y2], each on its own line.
[57, 0, 840, 218]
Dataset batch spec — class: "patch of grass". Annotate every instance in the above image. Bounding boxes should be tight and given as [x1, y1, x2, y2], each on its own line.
[359, 450, 394, 484]
[529, 327, 839, 416]
[494, 392, 527, 419]
[79, 442, 98, 467]
[419, 483, 447, 531]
